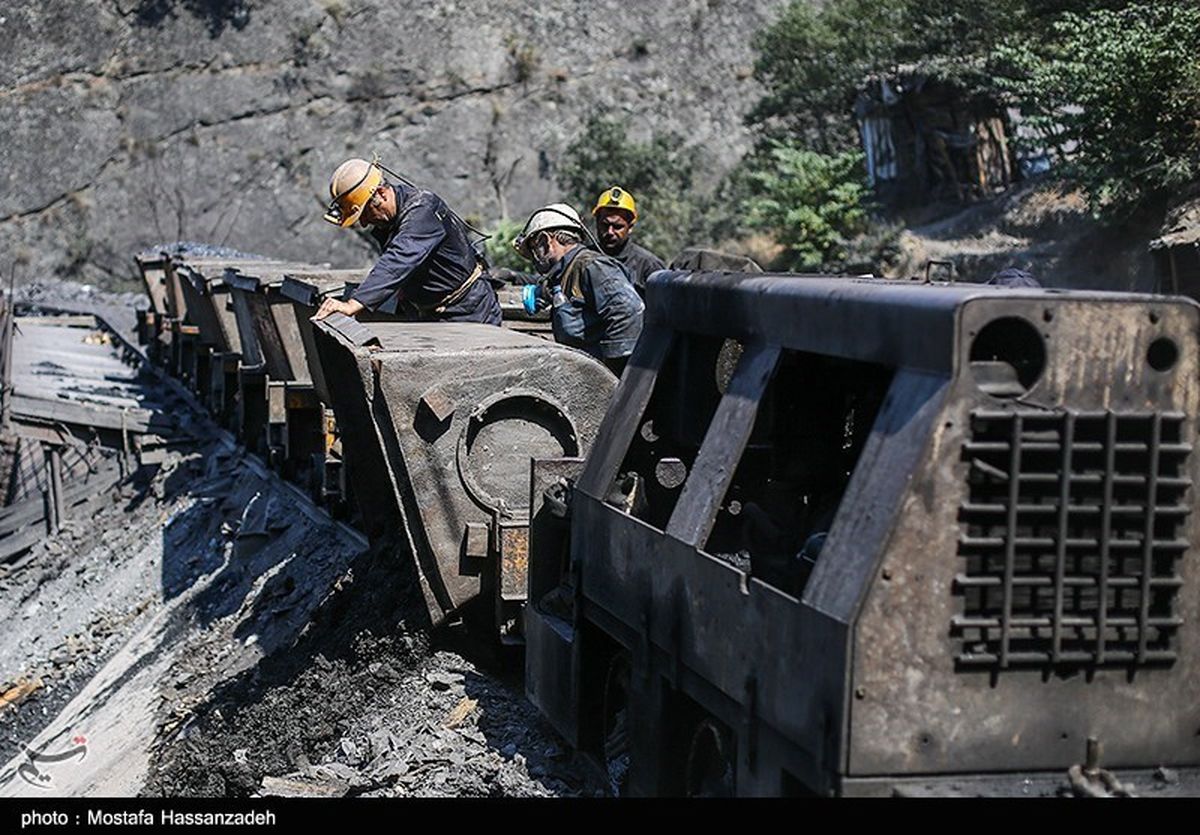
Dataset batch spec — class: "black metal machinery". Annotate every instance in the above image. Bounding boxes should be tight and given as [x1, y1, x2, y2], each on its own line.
[224, 265, 364, 485]
[174, 258, 261, 420]
[134, 245, 1200, 796]
[523, 271, 1200, 796]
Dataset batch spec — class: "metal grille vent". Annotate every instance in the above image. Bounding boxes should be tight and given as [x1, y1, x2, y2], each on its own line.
[954, 410, 1191, 670]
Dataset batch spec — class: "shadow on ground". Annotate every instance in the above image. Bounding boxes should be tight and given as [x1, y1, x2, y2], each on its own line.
[141, 528, 432, 797]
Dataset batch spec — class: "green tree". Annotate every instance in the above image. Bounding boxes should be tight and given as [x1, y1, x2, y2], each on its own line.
[997, 2, 1200, 215]
[749, 0, 1128, 145]
[750, 0, 900, 151]
[747, 0, 1191, 232]
[741, 142, 871, 270]
[556, 115, 713, 261]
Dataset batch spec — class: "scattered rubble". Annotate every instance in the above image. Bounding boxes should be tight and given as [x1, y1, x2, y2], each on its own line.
[0, 298, 594, 798]
[0, 679, 42, 714]
[141, 549, 600, 799]
[200, 647, 600, 800]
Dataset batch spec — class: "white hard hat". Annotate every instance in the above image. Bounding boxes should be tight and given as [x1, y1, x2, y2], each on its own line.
[512, 203, 585, 259]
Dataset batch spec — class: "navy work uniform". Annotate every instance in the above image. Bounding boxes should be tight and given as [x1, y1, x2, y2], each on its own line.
[544, 245, 643, 370]
[604, 238, 666, 298]
[352, 182, 502, 325]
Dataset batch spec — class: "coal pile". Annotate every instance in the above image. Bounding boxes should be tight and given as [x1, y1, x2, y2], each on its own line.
[143, 537, 600, 799]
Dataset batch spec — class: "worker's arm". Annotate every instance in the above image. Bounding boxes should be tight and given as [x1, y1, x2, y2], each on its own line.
[584, 262, 645, 361]
[350, 196, 448, 313]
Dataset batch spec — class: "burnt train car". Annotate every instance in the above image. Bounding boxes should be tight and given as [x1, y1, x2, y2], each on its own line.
[224, 265, 366, 481]
[524, 271, 1200, 796]
[309, 315, 615, 638]
[134, 245, 1200, 796]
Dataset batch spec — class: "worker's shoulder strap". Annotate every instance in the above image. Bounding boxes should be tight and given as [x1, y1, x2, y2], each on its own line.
[385, 187, 445, 234]
[560, 249, 612, 300]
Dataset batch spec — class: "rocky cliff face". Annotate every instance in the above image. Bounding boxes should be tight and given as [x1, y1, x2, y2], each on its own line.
[0, 0, 787, 289]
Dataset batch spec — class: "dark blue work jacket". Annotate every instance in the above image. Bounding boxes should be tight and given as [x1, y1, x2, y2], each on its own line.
[546, 245, 644, 360]
[352, 183, 501, 325]
[605, 238, 666, 297]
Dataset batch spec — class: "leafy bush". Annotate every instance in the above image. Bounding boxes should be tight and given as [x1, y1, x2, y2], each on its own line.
[996, 2, 1200, 215]
[740, 142, 871, 270]
[556, 116, 714, 261]
[482, 216, 530, 273]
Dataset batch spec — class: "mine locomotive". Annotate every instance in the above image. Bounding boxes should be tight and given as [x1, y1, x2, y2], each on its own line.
[525, 271, 1200, 796]
[310, 315, 615, 637]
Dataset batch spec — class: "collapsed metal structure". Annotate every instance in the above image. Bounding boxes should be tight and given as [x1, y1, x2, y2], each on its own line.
[128, 246, 1200, 796]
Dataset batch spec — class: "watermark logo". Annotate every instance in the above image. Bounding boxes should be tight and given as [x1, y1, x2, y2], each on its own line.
[17, 734, 88, 789]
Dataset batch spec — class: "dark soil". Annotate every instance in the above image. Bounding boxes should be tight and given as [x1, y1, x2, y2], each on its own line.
[142, 539, 599, 798]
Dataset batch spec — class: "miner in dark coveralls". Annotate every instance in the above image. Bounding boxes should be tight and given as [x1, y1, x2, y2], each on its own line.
[513, 203, 644, 375]
[591, 185, 665, 297]
[313, 157, 502, 325]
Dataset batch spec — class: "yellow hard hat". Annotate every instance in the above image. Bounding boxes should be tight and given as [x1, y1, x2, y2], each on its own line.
[323, 158, 384, 228]
[592, 185, 637, 221]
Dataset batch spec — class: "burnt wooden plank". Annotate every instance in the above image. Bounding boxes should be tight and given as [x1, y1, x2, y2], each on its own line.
[0, 526, 43, 563]
[0, 459, 122, 531]
[11, 394, 167, 433]
[16, 315, 97, 328]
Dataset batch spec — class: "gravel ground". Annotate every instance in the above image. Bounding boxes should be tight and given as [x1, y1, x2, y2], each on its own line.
[0, 473, 168, 764]
[141, 530, 601, 799]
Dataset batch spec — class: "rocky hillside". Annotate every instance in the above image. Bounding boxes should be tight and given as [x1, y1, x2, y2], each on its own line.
[0, 0, 787, 290]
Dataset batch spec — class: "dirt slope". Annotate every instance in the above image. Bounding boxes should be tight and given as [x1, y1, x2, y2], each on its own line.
[885, 178, 1163, 291]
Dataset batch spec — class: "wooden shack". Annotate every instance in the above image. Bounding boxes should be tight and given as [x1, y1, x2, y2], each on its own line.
[854, 71, 1019, 207]
[1151, 194, 1200, 298]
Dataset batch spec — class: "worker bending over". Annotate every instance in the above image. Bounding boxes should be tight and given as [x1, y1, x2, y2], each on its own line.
[314, 157, 501, 325]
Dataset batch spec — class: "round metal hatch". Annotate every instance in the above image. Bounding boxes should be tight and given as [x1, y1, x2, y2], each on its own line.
[457, 390, 580, 516]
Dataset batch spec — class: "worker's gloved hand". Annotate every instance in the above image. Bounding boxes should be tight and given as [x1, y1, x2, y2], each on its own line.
[521, 281, 552, 315]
